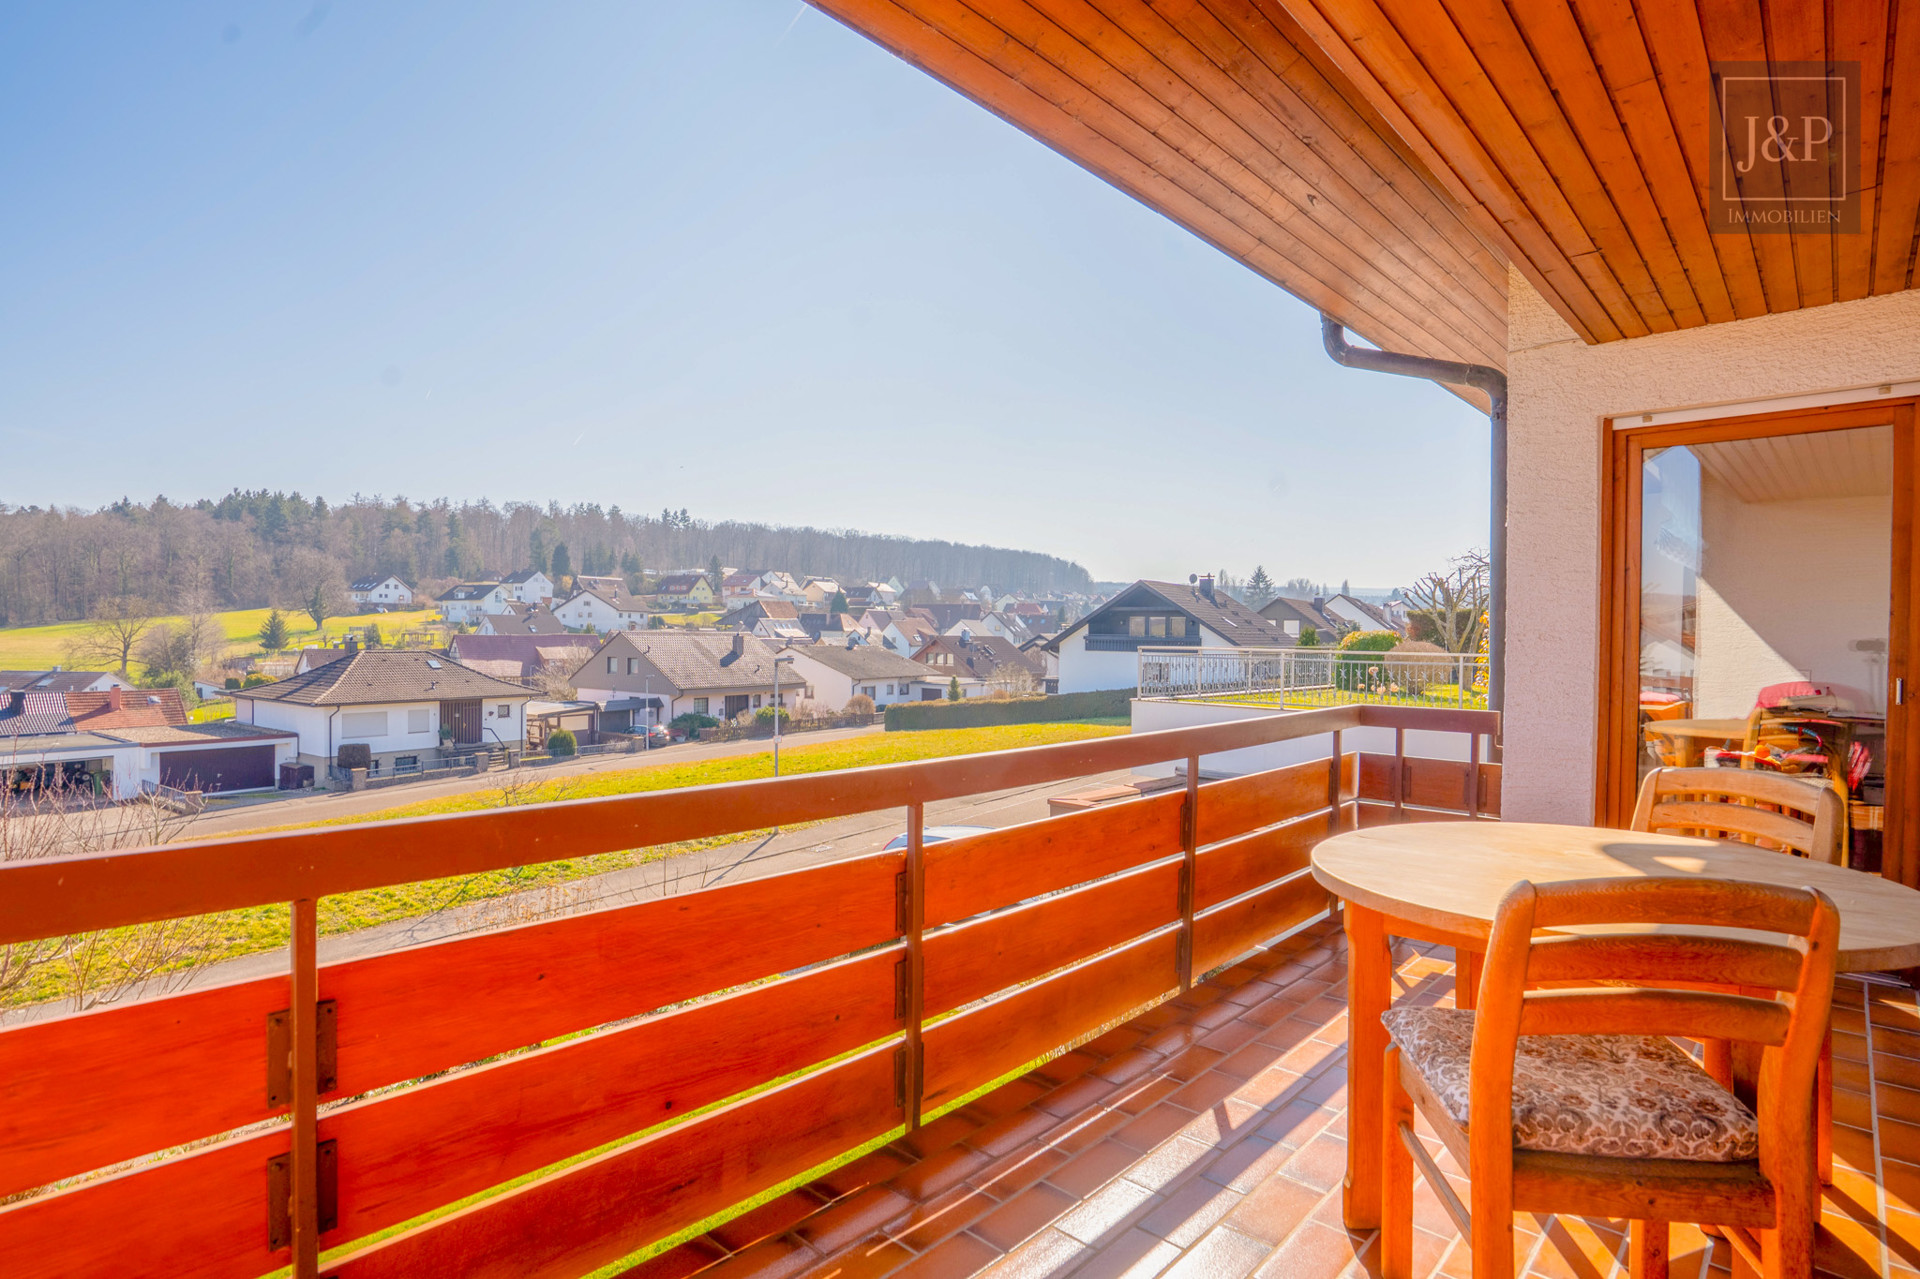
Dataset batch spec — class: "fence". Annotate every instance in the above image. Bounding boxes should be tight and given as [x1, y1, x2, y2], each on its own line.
[0, 703, 1496, 1278]
[1138, 645, 1488, 709]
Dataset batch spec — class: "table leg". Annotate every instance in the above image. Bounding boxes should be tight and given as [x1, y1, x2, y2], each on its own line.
[1344, 903, 1391, 1230]
[1455, 948, 1483, 1011]
[1677, 737, 1702, 768]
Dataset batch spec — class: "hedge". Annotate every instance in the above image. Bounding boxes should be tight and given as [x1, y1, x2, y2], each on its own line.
[884, 687, 1134, 731]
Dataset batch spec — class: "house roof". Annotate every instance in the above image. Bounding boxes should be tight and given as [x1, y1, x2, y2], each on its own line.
[235, 649, 533, 706]
[449, 633, 598, 673]
[350, 575, 408, 592]
[559, 587, 649, 613]
[106, 722, 297, 746]
[500, 568, 550, 584]
[1045, 581, 1290, 652]
[0, 670, 123, 694]
[572, 575, 625, 594]
[1260, 597, 1341, 635]
[437, 582, 501, 602]
[0, 687, 189, 737]
[653, 574, 710, 593]
[485, 602, 568, 634]
[791, 644, 941, 683]
[587, 631, 796, 695]
[914, 634, 1044, 681]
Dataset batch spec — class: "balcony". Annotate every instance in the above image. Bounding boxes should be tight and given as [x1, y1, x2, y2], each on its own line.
[1138, 648, 1489, 712]
[0, 706, 1905, 1279]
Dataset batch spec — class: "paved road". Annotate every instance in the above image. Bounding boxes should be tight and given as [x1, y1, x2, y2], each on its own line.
[186, 722, 890, 838]
[1, 758, 1133, 1025]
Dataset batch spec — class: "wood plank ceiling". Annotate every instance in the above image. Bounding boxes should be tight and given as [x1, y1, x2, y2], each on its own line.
[811, 0, 1920, 358]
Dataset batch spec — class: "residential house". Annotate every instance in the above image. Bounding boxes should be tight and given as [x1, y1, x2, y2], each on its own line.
[572, 631, 800, 726]
[0, 669, 133, 694]
[550, 588, 650, 634]
[499, 568, 556, 605]
[1042, 577, 1289, 693]
[1319, 593, 1404, 636]
[913, 631, 1046, 695]
[799, 578, 841, 607]
[294, 648, 352, 675]
[720, 570, 770, 607]
[447, 633, 601, 682]
[721, 600, 817, 643]
[348, 575, 414, 609]
[0, 685, 298, 797]
[475, 602, 569, 636]
[436, 581, 509, 625]
[879, 613, 941, 660]
[571, 574, 626, 599]
[1018, 632, 1060, 694]
[919, 603, 985, 631]
[1258, 596, 1343, 644]
[235, 646, 532, 773]
[782, 642, 947, 710]
[652, 573, 718, 607]
[753, 571, 808, 604]
[944, 611, 1038, 646]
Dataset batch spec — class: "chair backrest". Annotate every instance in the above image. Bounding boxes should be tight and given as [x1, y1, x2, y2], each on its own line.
[1630, 767, 1843, 863]
[1472, 878, 1838, 1186]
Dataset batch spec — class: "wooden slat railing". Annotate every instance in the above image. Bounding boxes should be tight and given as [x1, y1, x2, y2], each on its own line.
[0, 704, 1496, 1279]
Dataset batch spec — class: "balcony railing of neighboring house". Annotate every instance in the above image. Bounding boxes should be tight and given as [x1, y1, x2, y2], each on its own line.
[1138, 645, 1490, 710]
[0, 704, 1496, 1278]
[1083, 633, 1202, 652]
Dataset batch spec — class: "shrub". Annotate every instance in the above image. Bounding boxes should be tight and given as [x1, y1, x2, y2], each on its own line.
[845, 694, 876, 716]
[1337, 629, 1401, 653]
[985, 689, 1012, 701]
[1333, 629, 1401, 693]
[753, 706, 790, 725]
[1297, 626, 1318, 647]
[1389, 640, 1452, 694]
[547, 728, 577, 757]
[670, 712, 720, 740]
[947, 677, 961, 702]
[336, 743, 372, 771]
[224, 677, 242, 690]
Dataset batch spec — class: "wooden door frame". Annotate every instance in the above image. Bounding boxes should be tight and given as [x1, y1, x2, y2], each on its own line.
[1595, 398, 1920, 887]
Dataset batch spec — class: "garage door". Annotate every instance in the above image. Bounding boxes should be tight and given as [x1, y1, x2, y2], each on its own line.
[159, 746, 275, 793]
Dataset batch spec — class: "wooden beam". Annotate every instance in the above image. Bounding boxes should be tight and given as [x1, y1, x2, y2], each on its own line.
[1873, 0, 1920, 295]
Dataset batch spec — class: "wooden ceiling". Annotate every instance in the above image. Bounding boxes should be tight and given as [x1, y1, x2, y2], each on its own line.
[811, 0, 1920, 357]
[1694, 424, 1895, 503]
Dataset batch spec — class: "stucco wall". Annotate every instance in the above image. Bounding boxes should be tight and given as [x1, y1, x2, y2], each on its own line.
[1503, 271, 1920, 822]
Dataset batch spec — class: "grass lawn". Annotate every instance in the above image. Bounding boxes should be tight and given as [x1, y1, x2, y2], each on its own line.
[655, 611, 722, 627]
[0, 606, 445, 671]
[8, 720, 1127, 1009]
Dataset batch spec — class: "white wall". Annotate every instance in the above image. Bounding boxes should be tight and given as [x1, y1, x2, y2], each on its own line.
[1055, 632, 1143, 694]
[1503, 270, 1920, 822]
[239, 697, 527, 758]
[1693, 480, 1891, 717]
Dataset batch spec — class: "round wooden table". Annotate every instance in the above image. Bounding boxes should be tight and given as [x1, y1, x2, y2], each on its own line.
[1311, 821, 1920, 1231]
[1643, 717, 1748, 767]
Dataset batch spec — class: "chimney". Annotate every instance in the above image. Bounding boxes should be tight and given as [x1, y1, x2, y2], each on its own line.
[1199, 574, 1216, 602]
[346, 636, 360, 655]
[108, 686, 123, 711]
[732, 632, 746, 657]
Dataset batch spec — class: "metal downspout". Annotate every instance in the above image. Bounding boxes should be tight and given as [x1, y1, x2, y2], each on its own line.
[1318, 316, 1508, 731]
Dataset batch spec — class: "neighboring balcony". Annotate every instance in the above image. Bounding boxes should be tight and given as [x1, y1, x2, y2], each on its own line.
[0, 703, 1902, 1279]
[1139, 646, 1489, 711]
[1084, 633, 1202, 652]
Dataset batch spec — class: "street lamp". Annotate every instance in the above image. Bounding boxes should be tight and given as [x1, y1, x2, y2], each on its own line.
[772, 651, 795, 776]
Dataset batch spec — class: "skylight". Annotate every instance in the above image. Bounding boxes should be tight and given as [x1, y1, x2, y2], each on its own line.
[426, 659, 442, 669]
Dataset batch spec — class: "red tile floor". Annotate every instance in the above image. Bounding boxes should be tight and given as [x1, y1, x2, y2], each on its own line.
[633, 917, 1920, 1279]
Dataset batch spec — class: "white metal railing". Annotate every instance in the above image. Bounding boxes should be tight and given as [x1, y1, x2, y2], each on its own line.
[1137, 646, 1488, 709]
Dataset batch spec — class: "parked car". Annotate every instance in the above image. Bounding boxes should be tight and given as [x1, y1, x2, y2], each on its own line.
[882, 824, 994, 851]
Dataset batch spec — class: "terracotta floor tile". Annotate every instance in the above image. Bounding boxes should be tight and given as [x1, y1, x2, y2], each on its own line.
[1167, 1070, 1244, 1115]
[1879, 1051, 1920, 1093]
[1813, 1211, 1886, 1279]
[1121, 1137, 1216, 1193]
[1053, 1108, 1133, 1155]
[1137, 1178, 1244, 1248]
[1140, 1024, 1207, 1059]
[1256, 1100, 1333, 1150]
[1116, 1105, 1202, 1154]
[797, 1187, 915, 1255]
[1883, 1115, 1920, 1159]
[975, 1226, 1086, 1279]
[890, 1184, 1003, 1253]
[1177, 983, 1230, 1009]
[971, 1147, 1072, 1201]
[901, 1112, 989, 1161]
[1053, 1176, 1156, 1246]
[1083, 1027, 1148, 1060]
[816, 1149, 915, 1201]
[1886, 1160, 1920, 1218]
[701, 1235, 823, 1279]
[1096, 1050, 1169, 1088]
[1831, 1088, 1875, 1131]
[1035, 1075, 1119, 1121]
[624, 1237, 731, 1279]
[1200, 1021, 1264, 1057]
[802, 1236, 915, 1279]
[711, 1192, 829, 1253]
[1159, 1225, 1273, 1279]
[969, 1107, 1070, 1159]
[971, 1184, 1081, 1253]
[1885, 1209, 1920, 1273]
[1279, 1135, 1350, 1195]
[1226, 1172, 1325, 1246]
[1205, 1137, 1294, 1195]
[1048, 1141, 1145, 1200]
[889, 1231, 1003, 1279]
[1216, 1040, 1287, 1081]
[1880, 1082, 1920, 1126]
[1228, 1067, 1306, 1109]
[1161, 1046, 1229, 1083]
[1253, 1220, 1362, 1279]
[1528, 1215, 1621, 1279]
[1070, 1228, 1181, 1279]
[1033, 1052, 1102, 1089]
[896, 1145, 995, 1204]
[1113, 1076, 1184, 1118]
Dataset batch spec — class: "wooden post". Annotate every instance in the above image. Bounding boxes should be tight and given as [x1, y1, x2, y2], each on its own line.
[1329, 729, 1344, 834]
[903, 802, 926, 1131]
[289, 897, 320, 1278]
[1393, 727, 1406, 820]
[1178, 753, 1199, 991]
[1343, 903, 1390, 1230]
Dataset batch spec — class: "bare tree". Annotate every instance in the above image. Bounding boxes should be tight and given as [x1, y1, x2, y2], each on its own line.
[1403, 551, 1489, 654]
[63, 596, 156, 673]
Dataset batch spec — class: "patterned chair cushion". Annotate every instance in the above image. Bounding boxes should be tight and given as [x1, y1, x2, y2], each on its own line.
[1382, 1007, 1758, 1162]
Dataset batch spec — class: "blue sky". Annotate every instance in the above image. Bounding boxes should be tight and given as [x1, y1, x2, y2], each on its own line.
[0, 2, 1490, 587]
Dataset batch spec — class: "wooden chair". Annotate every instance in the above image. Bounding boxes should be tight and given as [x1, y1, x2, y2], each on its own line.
[1641, 699, 1692, 768]
[1381, 877, 1839, 1279]
[1631, 767, 1843, 864]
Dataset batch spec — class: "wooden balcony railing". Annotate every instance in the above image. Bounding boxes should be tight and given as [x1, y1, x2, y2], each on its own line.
[0, 704, 1497, 1279]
